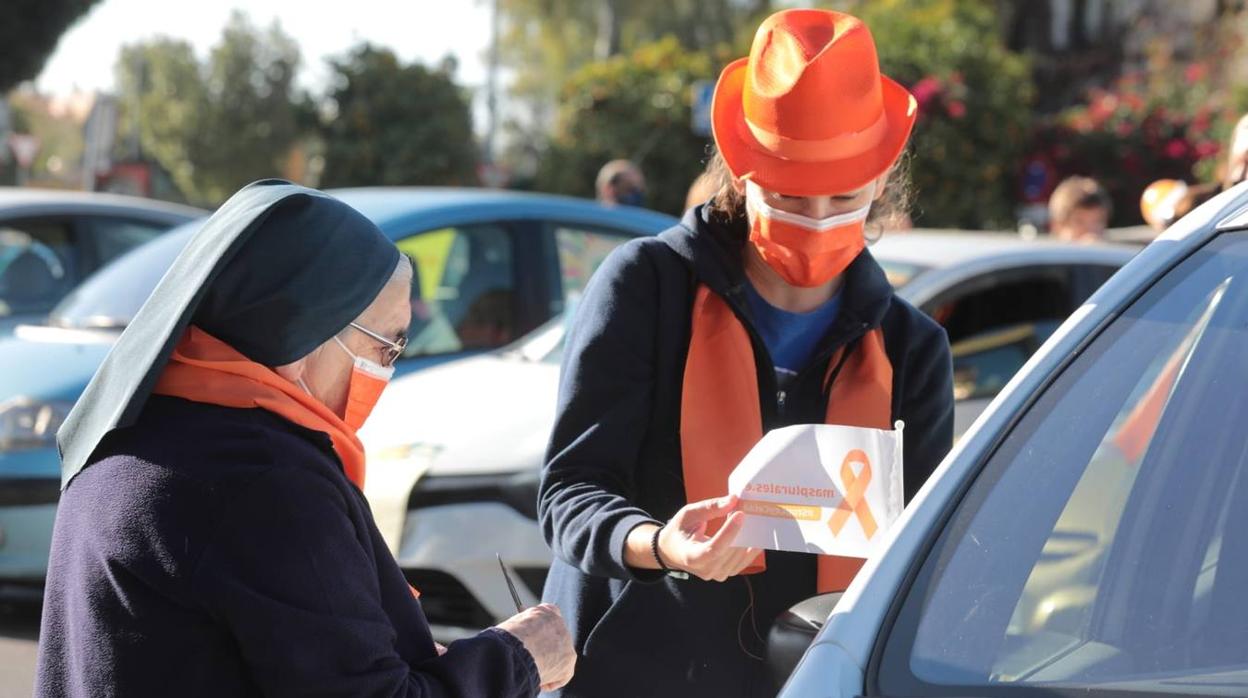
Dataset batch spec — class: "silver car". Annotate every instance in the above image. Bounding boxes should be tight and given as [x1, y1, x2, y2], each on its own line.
[776, 186, 1248, 696]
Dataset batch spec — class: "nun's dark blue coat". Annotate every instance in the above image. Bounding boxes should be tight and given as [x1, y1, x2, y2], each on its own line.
[35, 396, 539, 698]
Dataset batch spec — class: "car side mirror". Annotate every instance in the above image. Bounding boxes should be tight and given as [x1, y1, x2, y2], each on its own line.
[767, 592, 843, 687]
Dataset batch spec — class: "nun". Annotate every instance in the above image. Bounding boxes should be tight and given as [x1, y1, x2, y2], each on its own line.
[35, 181, 575, 697]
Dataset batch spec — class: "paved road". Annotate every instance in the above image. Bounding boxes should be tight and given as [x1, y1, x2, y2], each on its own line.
[0, 599, 40, 698]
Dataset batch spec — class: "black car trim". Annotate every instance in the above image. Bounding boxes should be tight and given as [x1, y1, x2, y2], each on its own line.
[0, 478, 61, 507]
[406, 472, 539, 521]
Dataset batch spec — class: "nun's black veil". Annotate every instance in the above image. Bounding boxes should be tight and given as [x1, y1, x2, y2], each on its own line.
[57, 180, 400, 487]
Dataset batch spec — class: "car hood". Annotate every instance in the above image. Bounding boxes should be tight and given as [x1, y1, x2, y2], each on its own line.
[0, 327, 115, 402]
[359, 353, 560, 476]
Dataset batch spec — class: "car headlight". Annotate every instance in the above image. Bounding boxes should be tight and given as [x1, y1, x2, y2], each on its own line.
[408, 469, 541, 520]
[0, 398, 73, 453]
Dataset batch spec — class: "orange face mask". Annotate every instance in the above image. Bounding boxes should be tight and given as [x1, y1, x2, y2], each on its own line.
[746, 181, 873, 287]
[328, 335, 394, 431]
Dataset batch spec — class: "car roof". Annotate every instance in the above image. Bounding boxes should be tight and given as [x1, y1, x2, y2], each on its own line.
[327, 187, 677, 235]
[871, 229, 1138, 269]
[0, 187, 205, 220]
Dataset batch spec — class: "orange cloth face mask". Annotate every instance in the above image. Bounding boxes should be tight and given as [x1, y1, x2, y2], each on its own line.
[329, 335, 394, 431]
[746, 181, 873, 287]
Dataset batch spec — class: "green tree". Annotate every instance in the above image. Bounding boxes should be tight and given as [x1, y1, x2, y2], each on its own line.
[538, 37, 720, 214]
[196, 12, 303, 203]
[115, 12, 303, 205]
[496, 0, 772, 180]
[8, 89, 85, 181]
[841, 0, 1034, 228]
[115, 38, 207, 198]
[317, 45, 478, 188]
[1, 0, 103, 92]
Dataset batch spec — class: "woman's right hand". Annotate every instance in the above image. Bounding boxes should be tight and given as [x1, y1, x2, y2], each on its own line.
[658, 495, 761, 582]
[495, 603, 576, 692]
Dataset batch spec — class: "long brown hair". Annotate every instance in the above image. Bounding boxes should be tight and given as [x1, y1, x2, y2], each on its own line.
[701, 147, 914, 236]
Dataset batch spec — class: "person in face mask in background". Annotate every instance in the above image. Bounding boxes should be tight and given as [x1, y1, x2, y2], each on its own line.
[36, 181, 575, 698]
[595, 159, 647, 207]
[538, 9, 953, 698]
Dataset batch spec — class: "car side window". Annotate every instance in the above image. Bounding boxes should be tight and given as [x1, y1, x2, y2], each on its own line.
[0, 218, 77, 318]
[925, 266, 1078, 403]
[1081, 263, 1121, 292]
[550, 225, 634, 316]
[396, 223, 515, 356]
[879, 233, 1248, 695]
[81, 217, 168, 270]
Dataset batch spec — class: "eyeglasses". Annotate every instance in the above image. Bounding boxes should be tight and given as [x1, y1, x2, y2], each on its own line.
[348, 322, 407, 367]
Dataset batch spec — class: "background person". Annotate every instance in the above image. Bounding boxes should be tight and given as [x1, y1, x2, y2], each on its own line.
[1048, 175, 1112, 242]
[595, 159, 647, 207]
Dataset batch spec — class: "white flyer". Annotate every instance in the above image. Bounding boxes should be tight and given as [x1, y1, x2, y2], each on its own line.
[727, 422, 904, 559]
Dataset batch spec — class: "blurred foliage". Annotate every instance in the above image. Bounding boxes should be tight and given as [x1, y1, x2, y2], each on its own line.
[115, 12, 303, 206]
[318, 45, 478, 188]
[1029, 15, 1248, 226]
[1, 0, 102, 92]
[532, 0, 1032, 225]
[497, 0, 772, 183]
[537, 38, 723, 215]
[838, 0, 1034, 229]
[8, 91, 85, 181]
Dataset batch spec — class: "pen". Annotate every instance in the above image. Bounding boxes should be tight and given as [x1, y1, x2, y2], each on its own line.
[496, 553, 525, 613]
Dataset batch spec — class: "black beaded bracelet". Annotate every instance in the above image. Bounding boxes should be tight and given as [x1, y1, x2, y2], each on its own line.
[650, 525, 688, 579]
[650, 525, 671, 572]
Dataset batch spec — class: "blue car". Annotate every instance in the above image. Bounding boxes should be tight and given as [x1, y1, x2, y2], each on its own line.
[0, 187, 675, 588]
[0, 188, 203, 335]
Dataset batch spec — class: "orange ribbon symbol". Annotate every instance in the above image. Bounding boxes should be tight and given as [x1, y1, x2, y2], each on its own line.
[828, 449, 878, 539]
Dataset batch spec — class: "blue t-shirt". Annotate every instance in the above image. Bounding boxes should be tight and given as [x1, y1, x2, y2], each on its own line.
[743, 282, 841, 387]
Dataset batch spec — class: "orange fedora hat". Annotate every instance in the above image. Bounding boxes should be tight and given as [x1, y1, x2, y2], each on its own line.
[712, 9, 917, 197]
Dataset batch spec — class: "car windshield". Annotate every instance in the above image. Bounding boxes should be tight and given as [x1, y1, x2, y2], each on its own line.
[48, 222, 198, 329]
[880, 232, 1248, 696]
[0, 227, 74, 319]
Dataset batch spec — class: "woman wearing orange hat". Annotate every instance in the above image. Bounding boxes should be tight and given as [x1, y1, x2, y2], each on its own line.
[538, 9, 953, 697]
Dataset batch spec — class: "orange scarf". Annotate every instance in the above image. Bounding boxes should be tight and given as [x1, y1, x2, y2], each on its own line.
[681, 286, 893, 593]
[152, 326, 367, 488]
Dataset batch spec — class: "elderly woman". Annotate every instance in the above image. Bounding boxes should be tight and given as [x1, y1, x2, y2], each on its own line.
[35, 181, 574, 697]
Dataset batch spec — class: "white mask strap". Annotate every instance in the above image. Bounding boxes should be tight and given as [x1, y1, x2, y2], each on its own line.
[333, 335, 359, 360]
[333, 335, 395, 381]
[746, 180, 874, 231]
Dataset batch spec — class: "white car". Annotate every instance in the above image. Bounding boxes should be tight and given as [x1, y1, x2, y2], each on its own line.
[359, 231, 1137, 640]
[774, 185, 1248, 696]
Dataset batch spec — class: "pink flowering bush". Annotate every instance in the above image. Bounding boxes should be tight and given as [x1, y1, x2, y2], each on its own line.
[849, 0, 1034, 229]
[1027, 54, 1248, 225]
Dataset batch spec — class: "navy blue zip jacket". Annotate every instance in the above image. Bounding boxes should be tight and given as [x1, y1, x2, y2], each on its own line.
[36, 395, 540, 698]
[539, 206, 954, 697]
